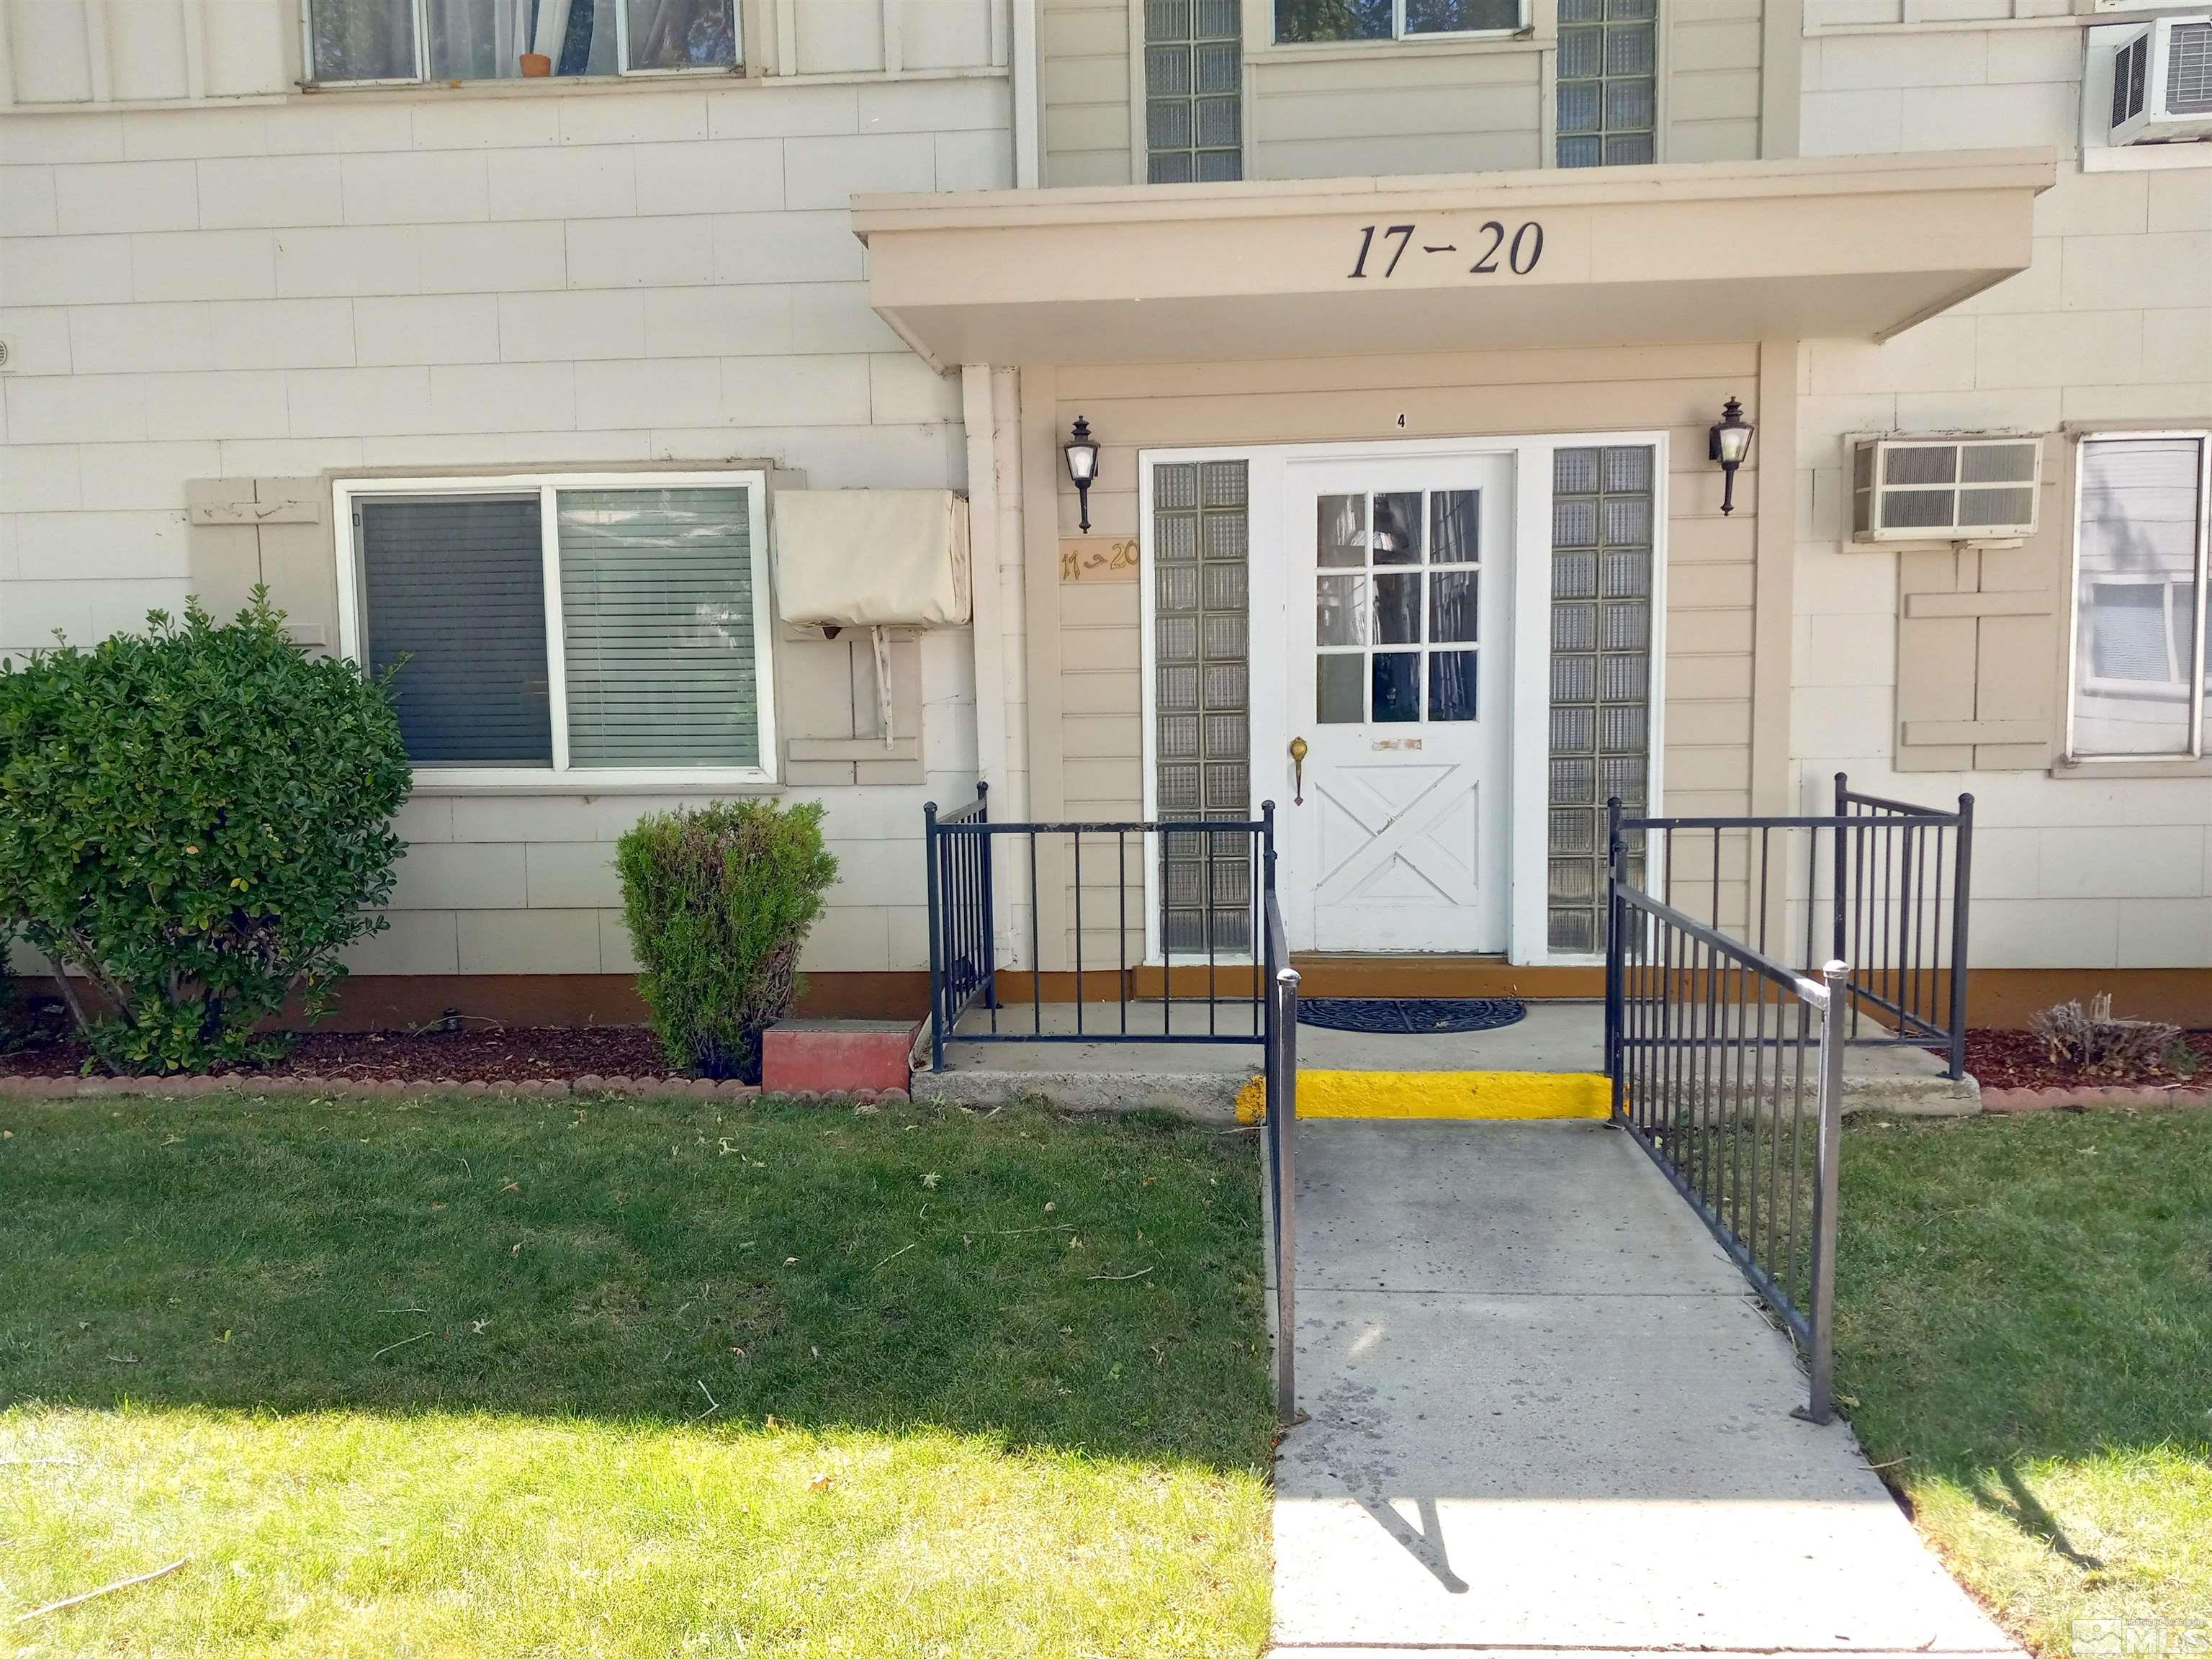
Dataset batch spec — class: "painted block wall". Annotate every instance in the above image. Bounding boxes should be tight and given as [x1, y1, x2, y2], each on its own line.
[1794, 17, 2212, 971]
[0, 68, 1012, 977]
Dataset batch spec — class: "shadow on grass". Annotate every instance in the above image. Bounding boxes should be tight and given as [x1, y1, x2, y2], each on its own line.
[1970, 1460, 2105, 1572]
[0, 1089, 1275, 1474]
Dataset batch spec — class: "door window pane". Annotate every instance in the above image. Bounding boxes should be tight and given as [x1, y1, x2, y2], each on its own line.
[1431, 490, 1480, 563]
[1318, 654, 1364, 723]
[1372, 492, 1422, 565]
[1318, 574, 1367, 646]
[310, 0, 417, 80]
[1372, 652, 1420, 722]
[2072, 438, 2205, 757]
[1318, 495, 1366, 567]
[359, 495, 552, 765]
[626, 0, 737, 68]
[1430, 570, 1479, 643]
[557, 487, 758, 768]
[1429, 650, 1478, 721]
[1375, 573, 1422, 645]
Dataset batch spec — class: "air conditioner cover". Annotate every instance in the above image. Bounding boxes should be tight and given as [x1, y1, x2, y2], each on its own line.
[773, 489, 971, 629]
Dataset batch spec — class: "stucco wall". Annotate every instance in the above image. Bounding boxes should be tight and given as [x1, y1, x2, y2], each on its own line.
[0, 69, 1012, 978]
[1793, 17, 2212, 971]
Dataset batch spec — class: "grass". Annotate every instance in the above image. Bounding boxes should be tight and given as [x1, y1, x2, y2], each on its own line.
[1835, 1107, 2212, 1657]
[0, 1089, 1274, 1657]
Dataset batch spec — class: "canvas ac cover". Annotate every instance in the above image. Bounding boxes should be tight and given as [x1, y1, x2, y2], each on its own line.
[773, 489, 971, 629]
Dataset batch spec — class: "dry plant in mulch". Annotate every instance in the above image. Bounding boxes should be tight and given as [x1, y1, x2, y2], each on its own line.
[1962, 998, 2209, 1093]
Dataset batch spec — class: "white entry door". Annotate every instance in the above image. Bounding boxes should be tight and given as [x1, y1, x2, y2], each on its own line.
[1280, 455, 1514, 953]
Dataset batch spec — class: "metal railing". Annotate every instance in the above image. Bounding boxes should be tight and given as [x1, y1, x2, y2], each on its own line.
[1605, 861, 1845, 1424]
[1835, 775, 1974, 1082]
[922, 788, 1276, 1071]
[1260, 853, 1300, 1423]
[922, 786, 1299, 1421]
[1606, 773, 1973, 1079]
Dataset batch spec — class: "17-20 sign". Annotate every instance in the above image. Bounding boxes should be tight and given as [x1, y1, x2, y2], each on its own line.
[1348, 220, 1544, 280]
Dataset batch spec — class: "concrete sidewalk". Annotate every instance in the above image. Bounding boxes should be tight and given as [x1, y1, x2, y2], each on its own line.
[1269, 1120, 2020, 1656]
[915, 1001, 1979, 1118]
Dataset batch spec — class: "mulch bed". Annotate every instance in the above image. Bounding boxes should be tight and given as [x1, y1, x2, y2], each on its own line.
[0, 1022, 677, 1083]
[1962, 1027, 2212, 1093]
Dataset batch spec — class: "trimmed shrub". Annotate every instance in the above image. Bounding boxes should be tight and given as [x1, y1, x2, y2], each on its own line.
[617, 801, 839, 1081]
[0, 593, 410, 1073]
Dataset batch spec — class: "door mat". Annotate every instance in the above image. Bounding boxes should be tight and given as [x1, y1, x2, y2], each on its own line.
[1295, 997, 1527, 1035]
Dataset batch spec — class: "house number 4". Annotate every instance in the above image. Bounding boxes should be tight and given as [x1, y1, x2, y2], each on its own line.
[1348, 220, 1544, 279]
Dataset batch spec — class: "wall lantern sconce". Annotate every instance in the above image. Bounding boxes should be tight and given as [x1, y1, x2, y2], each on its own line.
[1709, 397, 1755, 517]
[1064, 416, 1101, 533]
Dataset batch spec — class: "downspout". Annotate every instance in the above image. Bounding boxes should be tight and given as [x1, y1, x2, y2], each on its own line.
[1011, 0, 1040, 189]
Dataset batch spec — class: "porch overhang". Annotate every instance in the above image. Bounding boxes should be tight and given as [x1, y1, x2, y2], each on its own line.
[852, 150, 2054, 370]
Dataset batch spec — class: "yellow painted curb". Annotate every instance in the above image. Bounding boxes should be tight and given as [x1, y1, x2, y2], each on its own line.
[1235, 1070, 1609, 1123]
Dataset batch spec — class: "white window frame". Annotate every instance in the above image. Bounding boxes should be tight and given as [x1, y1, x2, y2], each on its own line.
[300, 0, 743, 86]
[333, 469, 779, 791]
[1269, 0, 1527, 48]
[2064, 429, 2212, 763]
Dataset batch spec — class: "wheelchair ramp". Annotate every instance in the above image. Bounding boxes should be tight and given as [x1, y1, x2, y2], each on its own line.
[1270, 1120, 2020, 1655]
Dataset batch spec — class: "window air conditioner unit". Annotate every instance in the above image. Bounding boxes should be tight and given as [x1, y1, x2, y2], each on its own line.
[2109, 14, 2212, 144]
[1849, 436, 2041, 544]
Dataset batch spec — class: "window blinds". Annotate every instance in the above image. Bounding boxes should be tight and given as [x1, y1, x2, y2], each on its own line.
[358, 495, 553, 765]
[556, 487, 760, 768]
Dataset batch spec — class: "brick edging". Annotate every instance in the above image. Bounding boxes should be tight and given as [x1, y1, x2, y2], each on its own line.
[1979, 1082, 2212, 1112]
[0, 1074, 912, 1105]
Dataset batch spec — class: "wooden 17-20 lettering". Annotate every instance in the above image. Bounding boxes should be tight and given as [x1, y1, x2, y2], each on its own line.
[1349, 220, 1544, 280]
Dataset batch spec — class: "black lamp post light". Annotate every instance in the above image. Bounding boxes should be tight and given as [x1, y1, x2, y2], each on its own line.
[1064, 416, 1100, 533]
[1709, 397, 1755, 517]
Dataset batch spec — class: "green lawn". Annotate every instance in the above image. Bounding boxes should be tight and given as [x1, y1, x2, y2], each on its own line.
[0, 1089, 1274, 1657]
[1836, 1108, 2212, 1656]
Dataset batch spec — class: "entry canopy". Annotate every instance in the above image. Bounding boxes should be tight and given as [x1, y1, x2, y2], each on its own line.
[853, 150, 2054, 371]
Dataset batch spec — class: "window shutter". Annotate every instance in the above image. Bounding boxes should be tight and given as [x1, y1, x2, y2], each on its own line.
[556, 487, 760, 768]
[359, 495, 553, 765]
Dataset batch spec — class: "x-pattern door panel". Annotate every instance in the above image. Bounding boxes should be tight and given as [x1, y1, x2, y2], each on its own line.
[1285, 455, 1512, 954]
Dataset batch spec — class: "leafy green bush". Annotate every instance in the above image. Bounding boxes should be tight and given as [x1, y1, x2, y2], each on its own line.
[0, 593, 410, 1073]
[617, 801, 839, 1081]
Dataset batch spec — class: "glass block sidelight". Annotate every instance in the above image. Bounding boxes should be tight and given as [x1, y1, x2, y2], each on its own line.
[1557, 0, 1655, 168]
[1549, 445, 1653, 953]
[1146, 0, 1243, 184]
[1154, 460, 1252, 954]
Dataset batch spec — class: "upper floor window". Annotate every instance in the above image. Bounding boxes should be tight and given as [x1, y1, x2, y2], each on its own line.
[308, 0, 737, 84]
[2068, 434, 2211, 761]
[1274, 0, 1519, 45]
[1147, 0, 1242, 181]
[1556, 0, 1654, 167]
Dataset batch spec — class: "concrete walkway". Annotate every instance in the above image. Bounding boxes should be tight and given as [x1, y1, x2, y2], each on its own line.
[917, 1001, 1979, 1117]
[1270, 1120, 2021, 1656]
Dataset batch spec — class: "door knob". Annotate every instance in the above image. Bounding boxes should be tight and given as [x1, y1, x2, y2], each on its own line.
[1289, 736, 1308, 806]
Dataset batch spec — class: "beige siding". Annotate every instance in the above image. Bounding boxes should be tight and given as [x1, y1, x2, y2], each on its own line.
[1249, 45, 1542, 179]
[1034, 342, 1777, 961]
[1667, 1, 1766, 164]
[1040, 0, 1134, 186]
